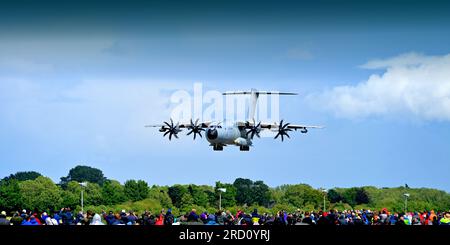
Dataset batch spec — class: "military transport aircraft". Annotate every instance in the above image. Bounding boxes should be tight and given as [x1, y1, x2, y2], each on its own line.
[145, 89, 323, 151]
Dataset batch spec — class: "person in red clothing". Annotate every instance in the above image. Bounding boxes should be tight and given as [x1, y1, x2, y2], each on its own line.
[33, 213, 42, 225]
[155, 213, 164, 225]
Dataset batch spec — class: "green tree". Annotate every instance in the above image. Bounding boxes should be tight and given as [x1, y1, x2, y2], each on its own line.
[148, 186, 173, 208]
[281, 184, 324, 209]
[60, 181, 82, 209]
[233, 178, 254, 206]
[0, 179, 21, 211]
[233, 178, 270, 206]
[60, 165, 106, 187]
[253, 181, 271, 206]
[340, 187, 370, 207]
[102, 180, 126, 205]
[19, 176, 62, 211]
[215, 182, 237, 208]
[189, 185, 212, 207]
[3, 171, 42, 182]
[355, 188, 370, 204]
[341, 188, 358, 207]
[124, 180, 149, 202]
[85, 182, 104, 206]
[61, 189, 79, 209]
[180, 192, 195, 212]
[327, 189, 343, 203]
[168, 185, 189, 208]
[62, 181, 103, 207]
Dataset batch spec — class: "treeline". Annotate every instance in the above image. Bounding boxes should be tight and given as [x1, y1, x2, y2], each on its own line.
[0, 165, 449, 215]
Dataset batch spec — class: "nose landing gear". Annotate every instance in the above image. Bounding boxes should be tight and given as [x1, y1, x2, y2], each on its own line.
[213, 144, 223, 151]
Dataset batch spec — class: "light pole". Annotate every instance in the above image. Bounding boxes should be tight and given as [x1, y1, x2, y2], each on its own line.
[79, 182, 88, 213]
[321, 189, 328, 211]
[403, 193, 410, 213]
[218, 188, 226, 211]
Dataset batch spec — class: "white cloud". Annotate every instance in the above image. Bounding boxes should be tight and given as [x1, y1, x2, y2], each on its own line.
[308, 52, 450, 121]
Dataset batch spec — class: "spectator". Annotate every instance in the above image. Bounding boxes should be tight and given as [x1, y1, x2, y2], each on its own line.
[105, 211, 115, 225]
[60, 208, 73, 225]
[155, 213, 164, 225]
[127, 211, 138, 225]
[440, 212, 450, 225]
[164, 208, 174, 225]
[111, 213, 124, 225]
[206, 214, 218, 225]
[22, 215, 39, 226]
[90, 214, 105, 225]
[10, 212, 23, 226]
[0, 211, 10, 225]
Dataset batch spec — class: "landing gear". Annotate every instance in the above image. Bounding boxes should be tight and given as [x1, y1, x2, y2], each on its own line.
[213, 145, 223, 151]
[239, 145, 250, 151]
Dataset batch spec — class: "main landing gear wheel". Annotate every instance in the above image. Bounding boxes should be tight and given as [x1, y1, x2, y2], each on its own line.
[213, 145, 223, 151]
[239, 146, 250, 151]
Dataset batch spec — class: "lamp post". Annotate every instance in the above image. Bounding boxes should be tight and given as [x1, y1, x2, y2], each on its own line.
[218, 188, 226, 211]
[79, 182, 88, 213]
[403, 193, 410, 213]
[321, 189, 328, 211]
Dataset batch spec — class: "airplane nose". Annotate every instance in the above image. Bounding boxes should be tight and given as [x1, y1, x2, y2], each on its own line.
[206, 128, 218, 140]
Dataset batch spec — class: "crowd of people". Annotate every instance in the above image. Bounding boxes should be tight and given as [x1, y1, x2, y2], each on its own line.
[0, 207, 449, 226]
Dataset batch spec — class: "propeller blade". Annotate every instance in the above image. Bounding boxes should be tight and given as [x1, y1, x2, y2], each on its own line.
[161, 119, 181, 140]
[187, 118, 204, 140]
[275, 120, 292, 142]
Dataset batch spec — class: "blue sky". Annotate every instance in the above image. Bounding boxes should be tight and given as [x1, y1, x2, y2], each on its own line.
[1, 0, 449, 191]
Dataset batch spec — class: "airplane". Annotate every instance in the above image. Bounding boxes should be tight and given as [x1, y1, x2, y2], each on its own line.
[145, 89, 323, 151]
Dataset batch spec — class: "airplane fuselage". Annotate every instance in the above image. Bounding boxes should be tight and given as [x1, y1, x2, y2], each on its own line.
[205, 125, 252, 151]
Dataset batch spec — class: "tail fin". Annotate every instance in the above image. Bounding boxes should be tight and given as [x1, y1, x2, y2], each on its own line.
[222, 89, 297, 121]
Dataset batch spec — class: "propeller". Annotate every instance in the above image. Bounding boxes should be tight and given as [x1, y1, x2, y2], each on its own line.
[161, 118, 181, 140]
[187, 119, 205, 140]
[274, 120, 292, 142]
[245, 119, 261, 139]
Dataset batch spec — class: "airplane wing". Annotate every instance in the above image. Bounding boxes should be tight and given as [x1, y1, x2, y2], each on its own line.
[236, 120, 323, 141]
[236, 120, 323, 135]
[284, 124, 324, 130]
[145, 119, 213, 129]
[261, 123, 323, 131]
[237, 121, 323, 129]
